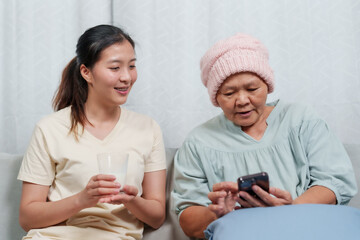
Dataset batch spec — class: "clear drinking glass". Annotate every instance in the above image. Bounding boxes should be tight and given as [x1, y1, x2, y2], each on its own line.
[97, 152, 129, 190]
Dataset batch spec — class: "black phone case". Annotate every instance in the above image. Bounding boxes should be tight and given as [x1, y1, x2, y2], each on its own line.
[237, 172, 269, 196]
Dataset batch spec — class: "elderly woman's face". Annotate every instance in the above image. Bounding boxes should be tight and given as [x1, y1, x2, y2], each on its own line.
[216, 72, 268, 130]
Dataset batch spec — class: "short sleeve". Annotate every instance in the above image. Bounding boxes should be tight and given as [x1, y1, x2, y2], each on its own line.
[171, 140, 212, 216]
[17, 124, 55, 185]
[301, 119, 358, 205]
[144, 120, 166, 172]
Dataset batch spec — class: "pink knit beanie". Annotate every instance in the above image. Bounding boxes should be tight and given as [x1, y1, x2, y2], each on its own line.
[200, 33, 274, 106]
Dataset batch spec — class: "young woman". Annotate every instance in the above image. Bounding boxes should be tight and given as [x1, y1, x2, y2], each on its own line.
[18, 25, 166, 240]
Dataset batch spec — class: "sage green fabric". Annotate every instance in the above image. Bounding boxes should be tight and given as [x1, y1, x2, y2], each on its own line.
[172, 100, 357, 216]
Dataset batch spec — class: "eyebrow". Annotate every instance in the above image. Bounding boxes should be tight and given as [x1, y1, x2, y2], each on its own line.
[221, 85, 237, 91]
[221, 81, 258, 91]
[107, 58, 137, 63]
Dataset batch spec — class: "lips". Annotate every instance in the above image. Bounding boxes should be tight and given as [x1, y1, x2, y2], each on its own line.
[238, 110, 252, 114]
[237, 110, 252, 117]
[114, 87, 129, 94]
[239, 110, 251, 114]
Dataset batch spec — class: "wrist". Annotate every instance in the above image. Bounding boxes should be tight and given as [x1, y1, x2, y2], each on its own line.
[73, 191, 87, 210]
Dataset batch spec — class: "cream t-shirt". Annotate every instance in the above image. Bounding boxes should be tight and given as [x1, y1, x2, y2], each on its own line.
[18, 106, 166, 240]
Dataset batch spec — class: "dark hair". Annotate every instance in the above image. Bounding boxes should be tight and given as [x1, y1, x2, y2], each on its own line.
[52, 24, 135, 139]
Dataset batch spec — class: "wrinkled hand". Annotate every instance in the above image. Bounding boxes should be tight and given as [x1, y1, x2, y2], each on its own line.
[99, 185, 139, 205]
[238, 186, 293, 208]
[208, 182, 239, 218]
[78, 174, 121, 208]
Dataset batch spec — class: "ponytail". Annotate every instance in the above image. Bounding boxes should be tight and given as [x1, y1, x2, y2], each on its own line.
[52, 57, 88, 139]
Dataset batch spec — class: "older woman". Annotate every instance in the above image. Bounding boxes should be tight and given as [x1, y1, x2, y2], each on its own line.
[171, 33, 357, 239]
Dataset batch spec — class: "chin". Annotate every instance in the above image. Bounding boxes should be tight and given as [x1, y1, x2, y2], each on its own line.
[233, 120, 253, 128]
[116, 96, 129, 105]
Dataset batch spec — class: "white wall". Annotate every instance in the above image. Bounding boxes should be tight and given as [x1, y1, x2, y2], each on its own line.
[1, 0, 360, 153]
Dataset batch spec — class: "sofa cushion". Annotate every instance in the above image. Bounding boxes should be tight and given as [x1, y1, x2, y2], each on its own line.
[143, 148, 189, 240]
[0, 153, 27, 239]
[344, 144, 360, 209]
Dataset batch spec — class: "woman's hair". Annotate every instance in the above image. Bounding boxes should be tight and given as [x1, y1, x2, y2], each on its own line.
[52, 24, 135, 139]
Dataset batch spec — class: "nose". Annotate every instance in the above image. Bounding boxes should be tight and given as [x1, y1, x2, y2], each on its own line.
[119, 68, 131, 83]
[235, 92, 250, 106]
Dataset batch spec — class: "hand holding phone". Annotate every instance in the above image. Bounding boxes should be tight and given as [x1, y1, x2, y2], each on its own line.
[237, 172, 269, 197]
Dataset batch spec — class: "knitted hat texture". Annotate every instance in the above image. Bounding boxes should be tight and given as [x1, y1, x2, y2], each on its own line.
[200, 33, 274, 106]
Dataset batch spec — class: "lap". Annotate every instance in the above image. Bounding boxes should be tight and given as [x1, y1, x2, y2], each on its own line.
[205, 204, 360, 240]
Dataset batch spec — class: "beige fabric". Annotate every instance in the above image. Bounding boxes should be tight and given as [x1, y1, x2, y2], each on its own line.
[18, 107, 166, 240]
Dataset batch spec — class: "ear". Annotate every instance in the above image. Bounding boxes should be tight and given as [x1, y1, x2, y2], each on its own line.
[80, 64, 93, 84]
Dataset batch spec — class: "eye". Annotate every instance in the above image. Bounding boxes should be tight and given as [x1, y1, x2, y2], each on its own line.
[248, 88, 258, 92]
[223, 92, 234, 96]
[110, 67, 119, 70]
[129, 65, 136, 69]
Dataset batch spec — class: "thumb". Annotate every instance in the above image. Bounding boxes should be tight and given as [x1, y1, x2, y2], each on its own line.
[122, 185, 138, 196]
[269, 187, 289, 199]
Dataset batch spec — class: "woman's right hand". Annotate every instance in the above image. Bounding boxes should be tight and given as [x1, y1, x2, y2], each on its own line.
[77, 174, 121, 208]
[208, 181, 239, 218]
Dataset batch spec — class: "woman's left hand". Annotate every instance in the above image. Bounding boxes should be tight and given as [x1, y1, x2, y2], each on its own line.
[238, 186, 293, 208]
[99, 185, 138, 204]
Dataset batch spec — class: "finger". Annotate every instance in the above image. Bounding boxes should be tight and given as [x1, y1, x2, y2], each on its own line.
[269, 187, 293, 205]
[208, 204, 224, 217]
[98, 195, 117, 203]
[208, 191, 227, 203]
[93, 174, 117, 182]
[121, 185, 138, 196]
[88, 187, 120, 197]
[237, 195, 252, 208]
[109, 193, 136, 203]
[212, 181, 238, 192]
[238, 191, 265, 207]
[251, 185, 275, 205]
[269, 187, 291, 200]
[88, 180, 121, 190]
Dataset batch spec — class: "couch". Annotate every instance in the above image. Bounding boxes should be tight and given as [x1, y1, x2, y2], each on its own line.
[1, 145, 359, 240]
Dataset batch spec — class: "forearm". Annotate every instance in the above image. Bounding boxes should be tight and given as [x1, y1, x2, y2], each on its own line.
[179, 206, 217, 238]
[124, 196, 165, 229]
[293, 185, 336, 205]
[20, 194, 83, 231]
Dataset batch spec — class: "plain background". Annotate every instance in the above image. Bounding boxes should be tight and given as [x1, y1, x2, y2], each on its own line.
[1, 0, 360, 154]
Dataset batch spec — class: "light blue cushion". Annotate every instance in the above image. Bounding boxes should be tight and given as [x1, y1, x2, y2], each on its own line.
[205, 204, 360, 240]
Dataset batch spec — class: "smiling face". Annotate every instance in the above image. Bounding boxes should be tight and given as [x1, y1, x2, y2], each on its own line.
[216, 72, 269, 133]
[81, 41, 137, 108]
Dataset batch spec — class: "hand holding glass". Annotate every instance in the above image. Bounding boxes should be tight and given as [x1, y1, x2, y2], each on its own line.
[97, 152, 129, 190]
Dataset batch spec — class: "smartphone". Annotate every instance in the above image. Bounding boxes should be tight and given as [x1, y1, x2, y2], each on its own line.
[237, 172, 269, 197]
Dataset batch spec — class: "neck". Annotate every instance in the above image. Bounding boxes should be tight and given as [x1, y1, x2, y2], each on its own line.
[84, 98, 121, 126]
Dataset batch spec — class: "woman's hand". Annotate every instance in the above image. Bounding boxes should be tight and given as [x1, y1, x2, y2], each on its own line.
[100, 185, 139, 204]
[238, 186, 293, 208]
[78, 174, 121, 208]
[208, 181, 239, 217]
[20, 176, 120, 232]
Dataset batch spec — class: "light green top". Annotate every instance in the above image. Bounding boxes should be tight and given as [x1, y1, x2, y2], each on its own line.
[172, 100, 357, 215]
